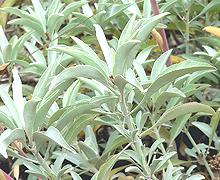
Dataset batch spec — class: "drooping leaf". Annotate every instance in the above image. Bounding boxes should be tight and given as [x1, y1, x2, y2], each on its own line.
[33, 126, 75, 153]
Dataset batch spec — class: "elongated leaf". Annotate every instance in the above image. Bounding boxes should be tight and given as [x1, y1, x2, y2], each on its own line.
[118, 14, 136, 46]
[0, 128, 25, 158]
[0, 110, 16, 129]
[94, 24, 113, 72]
[64, 114, 96, 143]
[33, 63, 54, 99]
[158, 102, 215, 125]
[134, 61, 215, 114]
[55, 95, 117, 130]
[151, 49, 173, 80]
[192, 0, 220, 21]
[154, 87, 186, 109]
[0, 25, 8, 51]
[136, 12, 169, 42]
[24, 42, 46, 65]
[50, 65, 110, 89]
[113, 40, 141, 76]
[34, 89, 60, 130]
[23, 99, 40, 139]
[62, 1, 85, 17]
[146, 61, 216, 98]
[0, 86, 20, 127]
[160, 0, 179, 12]
[12, 68, 24, 127]
[97, 154, 121, 180]
[49, 45, 108, 76]
[148, 138, 165, 165]
[154, 152, 176, 172]
[141, 102, 215, 138]
[70, 171, 82, 180]
[170, 114, 191, 144]
[143, 0, 151, 18]
[63, 80, 81, 107]
[47, 13, 64, 35]
[33, 126, 75, 153]
[31, 0, 46, 27]
[209, 108, 220, 147]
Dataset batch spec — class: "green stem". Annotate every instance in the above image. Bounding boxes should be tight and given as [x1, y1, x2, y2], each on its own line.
[120, 91, 151, 176]
[185, 5, 190, 54]
[203, 156, 215, 179]
[184, 127, 215, 179]
[35, 152, 57, 180]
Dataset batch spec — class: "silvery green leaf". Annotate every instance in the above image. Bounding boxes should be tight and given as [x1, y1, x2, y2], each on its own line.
[33, 126, 75, 153]
[186, 174, 205, 180]
[49, 43, 108, 76]
[170, 114, 191, 144]
[35, 80, 71, 130]
[84, 125, 99, 156]
[0, 25, 9, 52]
[136, 112, 149, 134]
[70, 171, 83, 180]
[0, 86, 21, 127]
[113, 40, 141, 76]
[118, 14, 136, 46]
[133, 61, 147, 82]
[24, 99, 40, 139]
[102, 132, 128, 155]
[125, 68, 143, 91]
[103, 3, 131, 25]
[209, 109, 220, 147]
[186, 165, 197, 176]
[97, 153, 122, 180]
[51, 154, 67, 173]
[3, 44, 12, 63]
[154, 87, 186, 109]
[0, 109, 16, 129]
[158, 102, 215, 125]
[135, 45, 156, 64]
[24, 162, 48, 179]
[153, 152, 176, 172]
[135, 12, 170, 42]
[145, 61, 216, 98]
[64, 114, 96, 143]
[94, 24, 113, 73]
[78, 78, 107, 94]
[50, 65, 110, 89]
[125, 166, 142, 174]
[11, 30, 32, 60]
[0, 128, 25, 158]
[114, 75, 129, 94]
[24, 42, 46, 65]
[62, 1, 85, 17]
[78, 141, 99, 160]
[163, 163, 174, 179]
[63, 80, 81, 107]
[12, 68, 25, 127]
[52, 95, 117, 129]
[47, 13, 64, 35]
[160, 0, 179, 12]
[148, 138, 165, 165]
[31, 0, 46, 27]
[151, 49, 173, 80]
[82, 1, 93, 17]
[47, 0, 61, 17]
[33, 63, 56, 99]
[143, 0, 151, 18]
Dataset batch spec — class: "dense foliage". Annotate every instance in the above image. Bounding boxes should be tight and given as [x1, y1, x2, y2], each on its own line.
[0, 0, 220, 179]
